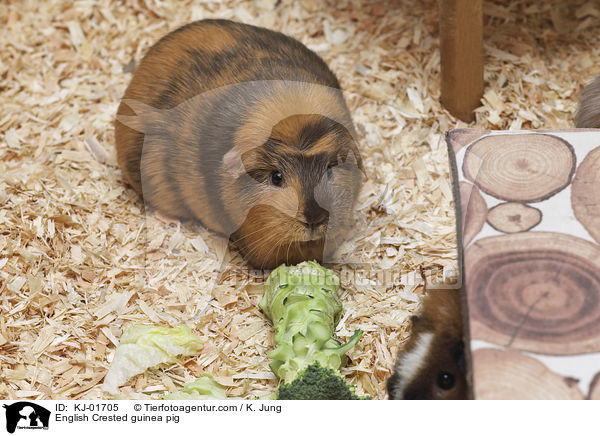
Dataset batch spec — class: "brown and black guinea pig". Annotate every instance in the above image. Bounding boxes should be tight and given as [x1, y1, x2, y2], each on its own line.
[387, 289, 468, 400]
[115, 19, 363, 269]
[576, 73, 600, 128]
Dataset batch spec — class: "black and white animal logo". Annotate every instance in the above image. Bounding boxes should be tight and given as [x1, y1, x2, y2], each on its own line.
[3, 402, 50, 433]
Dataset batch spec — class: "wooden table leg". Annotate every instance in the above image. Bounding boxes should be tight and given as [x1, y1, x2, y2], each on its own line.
[440, 0, 484, 122]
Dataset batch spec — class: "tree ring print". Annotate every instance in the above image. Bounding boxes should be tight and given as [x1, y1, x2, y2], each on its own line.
[487, 202, 542, 234]
[459, 181, 487, 245]
[465, 232, 600, 355]
[473, 348, 584, 399]
[463, 134, 575, 202]
[571, 145, 600, 245]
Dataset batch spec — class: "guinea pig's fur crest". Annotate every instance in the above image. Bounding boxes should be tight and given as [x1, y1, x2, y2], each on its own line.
[387, 289, 468, 400]
[115, 20, 363, 269]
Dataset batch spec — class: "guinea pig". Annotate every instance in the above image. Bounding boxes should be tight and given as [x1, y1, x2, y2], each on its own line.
[115, 19, 363, 269]
[576, 73, 600, 128]
[387, 289, 468, 400]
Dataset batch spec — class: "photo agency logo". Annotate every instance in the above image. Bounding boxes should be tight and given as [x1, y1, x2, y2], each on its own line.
[2, 402, 50, 433]
[115, 79, 455, 291]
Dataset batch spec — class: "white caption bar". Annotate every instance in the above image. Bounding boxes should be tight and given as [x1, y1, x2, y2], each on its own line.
[0, 400, 597, 436]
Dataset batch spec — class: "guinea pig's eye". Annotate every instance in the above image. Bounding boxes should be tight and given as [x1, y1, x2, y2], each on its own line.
[436, 372, 456, 391]
[270, 170, 283, 187]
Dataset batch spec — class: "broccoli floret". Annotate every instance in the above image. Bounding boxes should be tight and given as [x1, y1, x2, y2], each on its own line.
[277, 362, 365, 400]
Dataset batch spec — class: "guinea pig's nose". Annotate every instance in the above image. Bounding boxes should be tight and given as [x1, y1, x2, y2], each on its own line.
[304, 203, 329, 227]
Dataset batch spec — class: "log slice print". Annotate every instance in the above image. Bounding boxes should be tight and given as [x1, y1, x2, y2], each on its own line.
[487, 202, 542, 233]
[447, 128, 490, 154]
[466, 232, 600, 355]
[460, 181, 487, 245]
[571, 145, 600, 244]
[588, 372, 600, 400]
[473, 348, 584, 399]
[463, 134, 575, 202]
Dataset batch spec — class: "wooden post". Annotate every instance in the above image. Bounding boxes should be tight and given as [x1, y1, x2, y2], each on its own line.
[440, 0, 484, 122]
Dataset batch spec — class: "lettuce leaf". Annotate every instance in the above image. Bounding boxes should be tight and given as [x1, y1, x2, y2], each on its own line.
[102, 324, 203, 394]
[164, 374, 228, 400]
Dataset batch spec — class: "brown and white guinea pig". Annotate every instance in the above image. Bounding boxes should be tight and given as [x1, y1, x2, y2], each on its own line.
[115, 19, 363, 269]
[576, 73, 600, 128]
[387, 289, 468, 400]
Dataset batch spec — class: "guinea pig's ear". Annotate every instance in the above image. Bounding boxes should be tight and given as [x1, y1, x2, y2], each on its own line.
[116, 99, 161, 133]
[348, 141, 365, 175]
[453, 339, 467, 376]
[337, 143, 365, 180]
[222, 148, 247, 179]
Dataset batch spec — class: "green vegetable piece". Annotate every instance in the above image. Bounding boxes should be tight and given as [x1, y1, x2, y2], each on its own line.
[164, 374, 228, 400]
[277, 362, 368, 400]
[259, 261, 363, 385]
[102, 324, 203, 394]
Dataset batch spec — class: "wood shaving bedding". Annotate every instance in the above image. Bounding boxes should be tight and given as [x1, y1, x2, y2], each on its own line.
[1, 0, 599, 400]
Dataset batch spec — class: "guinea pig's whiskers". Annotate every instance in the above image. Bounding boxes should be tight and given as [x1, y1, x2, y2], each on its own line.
[241, 228, 282, 260]
[238, 225, 280, 248]
[285, 240, 294, 264]
[262, 241, 285, 270]
[230, 226, 272, 245]
[273, 243, 283, 267]
[256, 233, 285, 270]
[232, 221, 289, 248]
